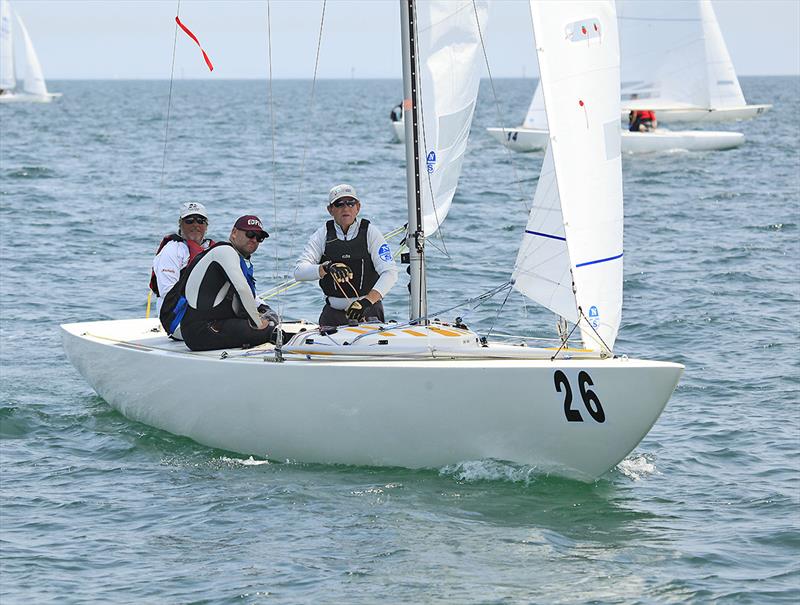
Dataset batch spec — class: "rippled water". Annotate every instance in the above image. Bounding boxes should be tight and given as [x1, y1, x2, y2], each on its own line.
[1, 77, 798, 603]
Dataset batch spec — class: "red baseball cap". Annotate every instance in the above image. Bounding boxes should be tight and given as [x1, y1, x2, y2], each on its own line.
[233, 215, 268, 237]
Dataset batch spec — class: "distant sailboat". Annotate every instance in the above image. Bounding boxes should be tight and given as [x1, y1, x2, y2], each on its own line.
[0, 0, 60, 103]
[618, 0, 770, 123]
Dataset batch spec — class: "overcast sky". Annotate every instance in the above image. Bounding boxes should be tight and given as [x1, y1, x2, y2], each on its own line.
[8, 0, 800, 80]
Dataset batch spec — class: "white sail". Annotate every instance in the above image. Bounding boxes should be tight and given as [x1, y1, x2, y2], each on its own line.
[522, 80, 547, 129]
[699, 0, 745, 108]
[618, 0, 709, 110]
[0, 0, 15, 91]
[415, 0, 487, 236]
[15, 11, 47, 96]
[619, 0, 746, 112]
[514, 0, 623, 352]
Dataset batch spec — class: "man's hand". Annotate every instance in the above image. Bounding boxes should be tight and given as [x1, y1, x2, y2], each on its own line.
[257, 303, 280, 325]
[345, 297, 373, 321]
[323, 261, 354, 283]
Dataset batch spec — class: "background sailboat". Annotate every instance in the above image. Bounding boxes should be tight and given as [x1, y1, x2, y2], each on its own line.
[619, 0, 770, 123]
[0, 0, 60, 103]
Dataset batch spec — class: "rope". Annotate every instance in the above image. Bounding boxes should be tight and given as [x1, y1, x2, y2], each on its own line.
[288, 0, 327, 266]
[471, 0, 529, 214]
[147, 0, 181, 318]
[158, 0, 182, 216]
[484, 281, 513, 341]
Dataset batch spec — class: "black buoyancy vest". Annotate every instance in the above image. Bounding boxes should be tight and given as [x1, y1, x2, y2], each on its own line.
[319, 219, 379, 298]
[159, 241, 240, 335]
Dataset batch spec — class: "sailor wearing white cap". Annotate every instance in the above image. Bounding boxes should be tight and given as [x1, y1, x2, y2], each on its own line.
[294, 184, 398, 326]
[150, 201, 214, 314]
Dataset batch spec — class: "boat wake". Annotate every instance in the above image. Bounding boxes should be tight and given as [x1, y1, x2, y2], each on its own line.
[615, 453, 657, 480]
[439, 459, 544, 485]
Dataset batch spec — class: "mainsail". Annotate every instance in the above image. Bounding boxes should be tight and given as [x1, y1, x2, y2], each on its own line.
[513, 0, 623, 352]
[414, 0, 487, 236]
[0, 0, 15, 91]
[15, 11, 47, 96]
[618, 0, 745, 111]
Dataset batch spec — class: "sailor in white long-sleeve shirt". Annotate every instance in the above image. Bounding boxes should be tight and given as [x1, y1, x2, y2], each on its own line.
[294, 184, 398, 326]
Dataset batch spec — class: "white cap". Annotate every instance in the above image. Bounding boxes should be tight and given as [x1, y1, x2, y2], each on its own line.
[179, 201, 208, 220]
[328, 184, 360, 206]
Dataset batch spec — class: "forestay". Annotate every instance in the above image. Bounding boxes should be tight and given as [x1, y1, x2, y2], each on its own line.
[0, 0, 15, 90]
[513, 0, 623, 353]
[415, 0, 487, 235]
[618, 0, 745, 111]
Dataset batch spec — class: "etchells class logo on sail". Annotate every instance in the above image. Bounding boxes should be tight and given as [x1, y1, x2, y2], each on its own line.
[588, 305, 600, 328]
[426, 150, 436, 173]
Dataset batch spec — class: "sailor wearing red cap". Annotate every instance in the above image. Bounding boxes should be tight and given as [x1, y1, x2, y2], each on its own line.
[294, 184, 398, 327]
[160, 215, 280, 351]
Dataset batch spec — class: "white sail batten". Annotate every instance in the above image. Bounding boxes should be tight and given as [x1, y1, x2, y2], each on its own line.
[0, 0, 15, 90]
[520, 0, 623, 352]
[15, 11, 46, 96]
[415, 0, 486, 236]
[522, 81, 546, 130]
[699, 0, 745, 109]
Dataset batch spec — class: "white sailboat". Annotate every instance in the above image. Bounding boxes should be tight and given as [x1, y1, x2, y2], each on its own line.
[61, 0, 682, 481]
[618, 0, 770, 124]
[0, 0, 59, 103]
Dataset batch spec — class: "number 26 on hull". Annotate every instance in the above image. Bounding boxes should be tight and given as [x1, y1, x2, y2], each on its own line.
[554, 370, 606, 423]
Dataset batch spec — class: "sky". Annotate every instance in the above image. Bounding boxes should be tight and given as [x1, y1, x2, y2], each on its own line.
[7, 0, 800, 80]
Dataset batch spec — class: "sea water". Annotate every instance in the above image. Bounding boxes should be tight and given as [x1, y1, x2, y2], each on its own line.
[1, 77, 798, 603]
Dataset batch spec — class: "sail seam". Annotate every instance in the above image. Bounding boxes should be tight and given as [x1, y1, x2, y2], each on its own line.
[575, 252, 623, 268]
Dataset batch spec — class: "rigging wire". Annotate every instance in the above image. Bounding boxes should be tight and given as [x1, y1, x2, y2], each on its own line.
[158, 0, 182, 221]
[471, 0, 530, 214]
[288, 0, 327, 266]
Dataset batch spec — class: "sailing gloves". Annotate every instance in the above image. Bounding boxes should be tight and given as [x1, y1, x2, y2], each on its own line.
[257, 304, 280, 326]
[322, 261, 353, 284]
[345, 297, 373, 321]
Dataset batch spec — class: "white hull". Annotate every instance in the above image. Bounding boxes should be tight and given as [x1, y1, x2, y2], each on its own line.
[621, 129, 744, 153]
[486, 127, 549, 152]
[621, 104, 772, 125]
[61, 318, 682, 480]
[488, 126, 744, 153]
[0, 91, 59, 103]
[391, 119, 404, 143]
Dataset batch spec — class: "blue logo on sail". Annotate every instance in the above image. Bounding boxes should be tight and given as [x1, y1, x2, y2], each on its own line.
[588, 305, 600, 328]
[426, 151, 436, 174]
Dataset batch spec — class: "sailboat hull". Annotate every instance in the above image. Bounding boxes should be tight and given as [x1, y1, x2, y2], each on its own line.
[621, 129, 744, 153]
[487, 126, 744, 153]
[486, 127, 549, 152]
[61, 318, 682, 480]
[0, 91, 59, 103]
[622, 104, 772, 124]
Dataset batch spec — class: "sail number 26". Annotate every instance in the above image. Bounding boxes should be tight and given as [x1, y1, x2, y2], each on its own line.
[553, 370, 606, 423]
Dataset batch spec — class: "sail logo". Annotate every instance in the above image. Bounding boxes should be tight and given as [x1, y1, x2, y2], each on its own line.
[426, 151, 436, 174]
[566, 19, 601, 44]
[588, 305, 600, 328]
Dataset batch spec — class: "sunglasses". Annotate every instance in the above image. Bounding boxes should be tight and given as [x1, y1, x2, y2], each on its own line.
[331, 199, 358, 208]
[245, 230, 268, 242]
[182, 216, 207, 225]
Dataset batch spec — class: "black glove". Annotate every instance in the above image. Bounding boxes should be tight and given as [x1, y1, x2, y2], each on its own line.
[257, 303, 280, 325]
[323, 261, 353, 284]
[345, 297, 373, 321]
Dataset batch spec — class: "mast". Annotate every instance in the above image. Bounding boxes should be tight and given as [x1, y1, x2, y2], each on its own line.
[400, 0, 427, 323]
